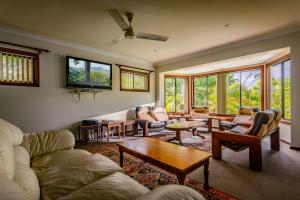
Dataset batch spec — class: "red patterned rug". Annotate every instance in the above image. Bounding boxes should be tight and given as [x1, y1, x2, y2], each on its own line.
[81, 141, 239, 200]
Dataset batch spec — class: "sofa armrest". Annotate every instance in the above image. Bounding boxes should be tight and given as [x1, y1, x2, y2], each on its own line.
[135, 119, 149, 137]
[21, 130, 75, 159]
[136, 185, 205, 200]
[212, 130, 260, 144]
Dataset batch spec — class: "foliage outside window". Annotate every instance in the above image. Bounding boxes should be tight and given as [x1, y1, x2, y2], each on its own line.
[270, 59, 291, 119]
[120, 69, 149, 92]
[0, 47, 39, 86]
[226, 69, 261, 114]
[193, 76, 217, 112]
[165, 77, 186, 112]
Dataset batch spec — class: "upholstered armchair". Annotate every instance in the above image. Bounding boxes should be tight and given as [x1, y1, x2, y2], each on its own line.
[189, 106, 210, 123]
[135, 106, 176, 136]
[219, 107, 260, 130]
[212, 110, 282, 171]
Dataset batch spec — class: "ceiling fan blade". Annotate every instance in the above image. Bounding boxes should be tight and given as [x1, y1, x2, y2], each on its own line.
[107, 9, 130, 31]
[136, 32, 169, 42]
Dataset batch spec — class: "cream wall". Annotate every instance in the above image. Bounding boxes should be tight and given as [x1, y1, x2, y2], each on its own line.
[0, 30, 155, 134]
[156, 30, 300, 148]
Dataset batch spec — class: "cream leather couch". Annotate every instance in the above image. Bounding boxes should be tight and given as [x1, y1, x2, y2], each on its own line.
[0, 118, 204, 200]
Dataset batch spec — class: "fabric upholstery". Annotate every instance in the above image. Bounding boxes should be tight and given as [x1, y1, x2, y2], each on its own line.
[246, 111, 274, 137]
[148, 121, 165, 128]
[136, 185, 205, 200]
[13, 162, 40, 200]
[0, 118, 23, 146]
[136, 107, 156, 122]
[57, 172, 149, 200]
[150, 107, 169, 121]
[22, 130, 75, 158]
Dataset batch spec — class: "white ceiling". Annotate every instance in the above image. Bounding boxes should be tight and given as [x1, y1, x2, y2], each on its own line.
[166, 48, 290, 75]
[0, 0, 299, 64]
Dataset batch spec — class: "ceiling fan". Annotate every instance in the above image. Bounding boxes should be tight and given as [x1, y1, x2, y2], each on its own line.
[107, 9, 169, 44]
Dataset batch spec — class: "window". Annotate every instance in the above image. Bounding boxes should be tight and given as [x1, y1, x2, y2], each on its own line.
[120, 69, 149, 92]
[193, 76, 217, 112]
[226, 68, 262, 114]
[165, 77, 187, 113]
[0, 47, 39, 86]
[270, 59, 291, 119]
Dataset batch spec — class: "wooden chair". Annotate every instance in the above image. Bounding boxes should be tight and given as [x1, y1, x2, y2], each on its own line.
[219, 106, 259, 130]
[212, 110, 282, 171]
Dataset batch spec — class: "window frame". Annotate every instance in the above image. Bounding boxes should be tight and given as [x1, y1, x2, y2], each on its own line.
[267, 55, 291, 120]
[0, 47, 39, 87]
[164, 75, 188, 113]
[225, 67, 264, 114]
[120, 68, 150, 92]
[191, 65, 264, 114]
[192, 75, 217, 112]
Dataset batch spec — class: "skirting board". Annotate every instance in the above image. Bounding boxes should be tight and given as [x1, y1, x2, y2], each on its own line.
[290, 146, 300, 151]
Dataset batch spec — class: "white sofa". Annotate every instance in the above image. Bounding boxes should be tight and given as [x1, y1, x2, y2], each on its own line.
[0, 118, 204, 200]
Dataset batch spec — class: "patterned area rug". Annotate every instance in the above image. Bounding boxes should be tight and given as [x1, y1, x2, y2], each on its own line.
[82, 138, 239, 200]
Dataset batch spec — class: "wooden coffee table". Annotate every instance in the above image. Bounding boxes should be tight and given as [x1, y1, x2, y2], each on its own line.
[117, 138, 212, 190]
[165, 121, 207, 145]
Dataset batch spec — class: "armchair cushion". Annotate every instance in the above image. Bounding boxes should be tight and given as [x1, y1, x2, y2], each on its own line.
[22, 130, 75, 159]
[136, 107, 156, 122]
[150, 107, 169, 121]
[0, 118, 23, 146]
[148, 121, 165, 128]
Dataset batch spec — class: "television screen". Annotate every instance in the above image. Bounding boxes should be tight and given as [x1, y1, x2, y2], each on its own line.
[66, 56, 112, 89]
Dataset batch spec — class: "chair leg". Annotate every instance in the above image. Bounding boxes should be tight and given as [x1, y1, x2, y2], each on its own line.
[249, 142, 262, 171]
[212, 138, 222, 160]
[271, 128, 280, 151]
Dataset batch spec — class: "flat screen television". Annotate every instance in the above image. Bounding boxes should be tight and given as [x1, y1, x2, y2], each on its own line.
[66, 56, 112, 89]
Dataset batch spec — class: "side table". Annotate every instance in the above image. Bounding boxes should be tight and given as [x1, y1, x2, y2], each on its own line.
[79, 124, 100, 143]
[101, 121, 121, 141]
[121, 120, 136, 137]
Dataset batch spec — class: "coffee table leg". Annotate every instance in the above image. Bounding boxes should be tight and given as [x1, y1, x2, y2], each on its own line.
[119, 149, 124, 167]
[176, 130, 183, 146]
[177, 173, 185, 185]
[204, 160, 209, 191]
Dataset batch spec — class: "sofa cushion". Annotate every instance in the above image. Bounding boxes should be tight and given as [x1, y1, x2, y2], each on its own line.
[13, 162, 40, 200]
[22, 130, 75, 158]
[57, 172, 149, 200]
[136, 185, 205, 200]
[13, 146, 30, 167]
[0, 118, 23, 146]
[0, 174, 31, 200]
[0, 133, 14, 179]
[33, 150, 123, 199]
[136, 107, 156, 122]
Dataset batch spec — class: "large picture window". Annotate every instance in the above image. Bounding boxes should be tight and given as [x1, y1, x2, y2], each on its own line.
[0, 47, 39, 86]
[193, 76, 217, 112]
[165, 77, 187, 113]
[120, 69, 149, 92]
[226, 68, 262, 114]
[270, 59, 291, 119]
